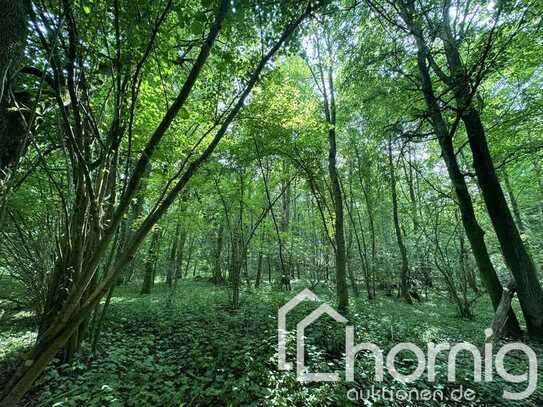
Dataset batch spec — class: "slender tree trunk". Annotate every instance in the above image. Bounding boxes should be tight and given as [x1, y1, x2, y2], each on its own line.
[252, 137, 289, 291]
[124, 163, 152, 281]
[503, 169, 525, 234]
[166, 223, 180, 288]
[312, 34, 349, 312]
[327, 97, 349, 312]
[231, 228, 242, 308]
[280, 163, 291, 278]
[533, 160, 543, 224]
[354, 145, 376, 298]
[404, 148, 421, 298]
[343, 176, 365, 298]
[212, 222, 224, 284]
[459, 227, 478, 293]
[231, 169, 245, 307]
[267, 255, 272, 284]
[387, 136, 412, 304]
[140, 228, 161, 295]
[183, 234, 195, 279]
[255, 252, 263, 289]
[346, 226, 359, 297]
[174, 230, 186, 286]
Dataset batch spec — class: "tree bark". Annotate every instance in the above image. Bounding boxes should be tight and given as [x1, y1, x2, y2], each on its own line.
[533, 160, 543, 224]
[212, 221, 224, 284]
[166, 223, 180, 288]
[503, 169, 525, 234]
[140, 228, 161, 295]
[387, 135, 412, 304]
[353, 145, 377, 298]
[255, 252, 263, 289]
[459, 227, 478, 293]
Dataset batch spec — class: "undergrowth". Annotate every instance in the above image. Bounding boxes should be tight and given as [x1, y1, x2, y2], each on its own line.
[1, 279, 541, 406]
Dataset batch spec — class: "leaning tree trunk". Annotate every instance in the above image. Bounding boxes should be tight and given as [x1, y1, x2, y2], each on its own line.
[398, 6, 521, 336]
[438, 14, 543, 336]
[462, 107, 543, 336]
[439, 123, 522, 336]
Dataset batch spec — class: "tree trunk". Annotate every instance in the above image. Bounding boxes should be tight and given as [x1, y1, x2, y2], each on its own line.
[533, 160, 543, 224]
[503, 169, 525, 234]
[387, 136, 412, 304]
[459, 227, 478, 293]
[354, 145, 377, 298]
[312, 34, 349, 312]
[140, 228, 161, 295]
[346, 228, 360, 298]
[437, 6, 543, 337]
[166, 223, 180, 288]
[486, 280, 518, 343]
[280, 164, 291, 278]
[124, 163, 152, 282]
[441, 133, 522, 334]
[231, 229, 242, 308]
[398, 7, 521, 336]
[212, 222, 224, 284]
[255, 252, 263, 289]
[463, 108, 543, 336]
[252, 137, 289, 291]
[174, 230, 186, 286]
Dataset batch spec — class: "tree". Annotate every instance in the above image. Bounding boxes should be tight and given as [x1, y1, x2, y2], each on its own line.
[0, 1, 316, 404]
[305, 19, 349, 313]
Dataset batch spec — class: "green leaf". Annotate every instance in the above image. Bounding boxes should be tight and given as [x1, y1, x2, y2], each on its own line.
[190, 21, 203, 35]
[83, 5, 91, 14]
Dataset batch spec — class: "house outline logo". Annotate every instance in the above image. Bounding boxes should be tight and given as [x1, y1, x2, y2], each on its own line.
[277, 289, 538, 400]
[277, 288, 347, 381]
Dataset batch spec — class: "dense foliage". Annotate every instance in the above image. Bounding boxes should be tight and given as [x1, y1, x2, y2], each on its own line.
[0, 0, 542, 405]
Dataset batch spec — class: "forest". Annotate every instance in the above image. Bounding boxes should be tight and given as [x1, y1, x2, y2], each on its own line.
[0, 0, 542, 405]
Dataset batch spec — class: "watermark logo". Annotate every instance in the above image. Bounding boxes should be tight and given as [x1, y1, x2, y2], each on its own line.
[277, 289, 538, 400]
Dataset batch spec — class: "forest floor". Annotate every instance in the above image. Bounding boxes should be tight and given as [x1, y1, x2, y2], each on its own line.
[1, 277, 542, 406]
